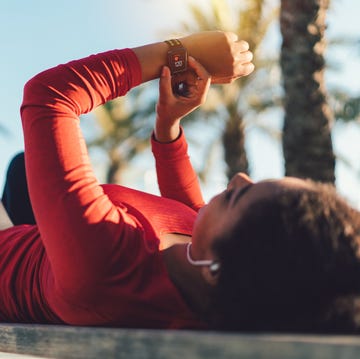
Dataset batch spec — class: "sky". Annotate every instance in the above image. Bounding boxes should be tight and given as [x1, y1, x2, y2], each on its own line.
[0, 0, 359, 205]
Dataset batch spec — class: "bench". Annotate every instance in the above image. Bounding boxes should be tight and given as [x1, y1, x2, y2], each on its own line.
[1, 324, 360, 358]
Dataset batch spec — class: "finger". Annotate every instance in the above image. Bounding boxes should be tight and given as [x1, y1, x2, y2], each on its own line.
[158, 66, 173, 99]
[187, 57, 211, 101]
[237, 62, 255, 77]
[237, 40, 250, 52]
[236, 50, 253, 64]
[245, 51, 254, 63]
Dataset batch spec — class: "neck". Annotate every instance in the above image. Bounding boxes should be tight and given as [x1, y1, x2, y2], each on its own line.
[162, 243, 214, 322]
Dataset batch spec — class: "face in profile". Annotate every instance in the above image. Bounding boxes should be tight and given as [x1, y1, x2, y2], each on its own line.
[191, 173, 315, 257]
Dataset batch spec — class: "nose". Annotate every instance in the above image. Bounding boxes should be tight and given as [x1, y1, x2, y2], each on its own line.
[227, 172, 254, 191]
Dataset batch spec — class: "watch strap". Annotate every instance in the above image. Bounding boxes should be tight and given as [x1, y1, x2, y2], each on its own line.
[164, 39, 188, 74]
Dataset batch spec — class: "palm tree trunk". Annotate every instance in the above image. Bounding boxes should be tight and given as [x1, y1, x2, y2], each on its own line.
[106, 150, 124, 184]
[280, 0, 335, 183]
[222, 106, 249, 180]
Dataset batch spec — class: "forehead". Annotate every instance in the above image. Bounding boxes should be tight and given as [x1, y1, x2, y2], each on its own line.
[243, 177, 314, 204]
[261, 177, 313, 190]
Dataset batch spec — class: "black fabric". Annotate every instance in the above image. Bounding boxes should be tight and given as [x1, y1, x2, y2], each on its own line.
[2, 152, 36, 225]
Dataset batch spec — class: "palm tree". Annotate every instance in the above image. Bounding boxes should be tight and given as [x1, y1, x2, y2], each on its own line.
[280, 0, 335, 182]
[87, 85, 206, 184]
[87, 86, 157, 183]
[89, 0, 279, 184]
[180, 0, 279, 180]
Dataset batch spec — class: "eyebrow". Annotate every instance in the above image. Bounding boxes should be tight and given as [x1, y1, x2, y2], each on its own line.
[231, 184, 253, 206]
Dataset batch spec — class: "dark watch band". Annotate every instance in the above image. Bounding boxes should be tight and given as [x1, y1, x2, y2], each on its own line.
[164, 39, 188, 74]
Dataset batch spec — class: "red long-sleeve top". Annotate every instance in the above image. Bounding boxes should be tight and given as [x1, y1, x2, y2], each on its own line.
[0, 48, 206, 329]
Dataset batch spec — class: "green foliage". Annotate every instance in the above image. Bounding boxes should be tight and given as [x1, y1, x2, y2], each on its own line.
[332, 92, 360, 122]
[327, 36, 360, 123]
[87, 0, 280, 183]
[179, 0, 281, 179]
[86, 85, 157, 183]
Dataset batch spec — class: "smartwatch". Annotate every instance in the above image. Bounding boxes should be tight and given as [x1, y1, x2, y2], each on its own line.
[164, 39, 188, 75]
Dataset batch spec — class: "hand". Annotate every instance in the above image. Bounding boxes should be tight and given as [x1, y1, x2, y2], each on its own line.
[180, 31, 254, 84]
[154, 56, 211, 143]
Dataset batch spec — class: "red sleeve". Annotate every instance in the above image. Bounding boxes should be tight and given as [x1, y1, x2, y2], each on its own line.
[20, 49, 142, 296]
[151, 129, 205, 212]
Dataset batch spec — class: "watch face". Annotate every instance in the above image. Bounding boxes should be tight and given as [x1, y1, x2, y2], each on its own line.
[173, 81, 190, 97]
[168, 48, 187, 74]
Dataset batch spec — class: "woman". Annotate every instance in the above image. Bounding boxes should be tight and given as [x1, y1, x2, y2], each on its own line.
[1, 30, 360, 332]
[0, 31, 254, 329]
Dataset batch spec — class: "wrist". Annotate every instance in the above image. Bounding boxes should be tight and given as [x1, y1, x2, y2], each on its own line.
[154, 119, 181, 143]
[131, 42, 169, 83]
[164, 39, 188, 75]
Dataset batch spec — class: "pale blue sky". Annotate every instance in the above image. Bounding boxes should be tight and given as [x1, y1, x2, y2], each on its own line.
[0, 0, 359, 204]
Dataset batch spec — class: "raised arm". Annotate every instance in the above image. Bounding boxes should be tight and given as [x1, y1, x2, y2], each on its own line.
[132, 31, 254, 84]
[149, 33, 253, 210]
[152, 57, 211, 211]
[21, 49, 143, 293]
[20, 31, 254, 295]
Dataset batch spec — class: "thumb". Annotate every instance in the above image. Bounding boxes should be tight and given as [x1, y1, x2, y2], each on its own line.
[159, 66, 173, 99]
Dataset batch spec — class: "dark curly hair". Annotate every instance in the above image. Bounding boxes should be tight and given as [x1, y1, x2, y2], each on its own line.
[211, 180, 360, 333]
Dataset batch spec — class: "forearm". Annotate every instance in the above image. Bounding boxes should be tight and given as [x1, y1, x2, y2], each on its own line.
[22, 49, 142, 117]
[131, 42, 169, 83]
[152, 129, 204, 211]
[132, 31, 254, 84]
[154, 118, 180, 143]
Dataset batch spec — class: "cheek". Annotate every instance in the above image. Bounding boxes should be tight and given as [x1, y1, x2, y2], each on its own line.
[193, 205, 207, 230]
[192, 205, 210, 244]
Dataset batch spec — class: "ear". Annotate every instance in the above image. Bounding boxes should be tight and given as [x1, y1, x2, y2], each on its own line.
[201, 264, 220, 286]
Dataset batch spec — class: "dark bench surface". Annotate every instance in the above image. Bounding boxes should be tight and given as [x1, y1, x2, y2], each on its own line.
[1, 324, 360, 359]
